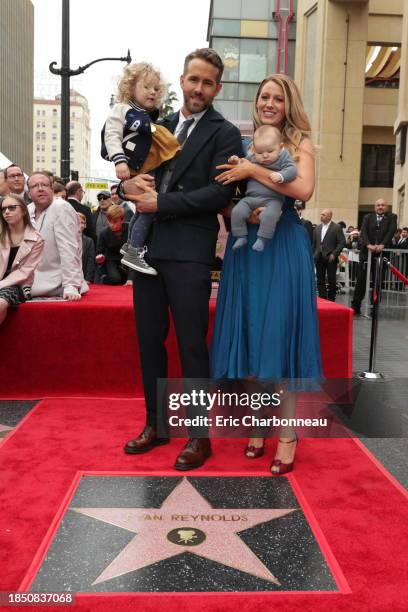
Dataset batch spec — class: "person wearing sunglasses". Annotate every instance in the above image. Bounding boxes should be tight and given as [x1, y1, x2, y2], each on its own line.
[92, 190, 113, 241]
[0, 194, 44, 325]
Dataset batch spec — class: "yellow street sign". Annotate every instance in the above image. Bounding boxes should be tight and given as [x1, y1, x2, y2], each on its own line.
[85, 182, 109, 190]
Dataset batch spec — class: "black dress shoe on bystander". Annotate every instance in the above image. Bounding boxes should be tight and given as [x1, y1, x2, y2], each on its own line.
[174, 438, 211, 471]
[124, 425, 169, 454]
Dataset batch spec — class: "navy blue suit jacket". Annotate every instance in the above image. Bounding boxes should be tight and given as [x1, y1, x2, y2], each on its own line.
[148, 106, 243, 265]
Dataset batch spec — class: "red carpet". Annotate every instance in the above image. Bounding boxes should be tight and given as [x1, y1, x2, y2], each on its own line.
[1, 398, 407, 611]
[0, 285, 352, 399]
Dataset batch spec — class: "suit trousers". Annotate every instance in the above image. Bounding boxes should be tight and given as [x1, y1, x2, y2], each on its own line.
[352, 253, 385, 308]
[315, 254, 337, 301]
[132, 260, 212, 432]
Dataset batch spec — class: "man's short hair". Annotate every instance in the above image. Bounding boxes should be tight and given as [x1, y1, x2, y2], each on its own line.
[27, 171, 53, 188]
[183, 48, 224, 83]
[106, 205, 124, 221]
[53, 181, 66, 194]
[4, 164, 23, 179]
[402, 227, 408, 232]
[66, 181, 82, 197]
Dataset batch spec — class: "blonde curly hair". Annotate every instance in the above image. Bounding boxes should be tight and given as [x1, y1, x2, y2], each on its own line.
[252, 74, 312, 160]
[117, 62, 167, 106]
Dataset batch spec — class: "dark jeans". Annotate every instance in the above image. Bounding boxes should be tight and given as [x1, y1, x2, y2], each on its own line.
[315, 254, 338, 301]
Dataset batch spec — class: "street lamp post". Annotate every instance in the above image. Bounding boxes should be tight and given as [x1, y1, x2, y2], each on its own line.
[49, 0, 131, 183]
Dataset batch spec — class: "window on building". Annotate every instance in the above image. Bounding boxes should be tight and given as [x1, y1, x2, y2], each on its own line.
[212, 0, 241, 18]
[72, 111, 76, 117]
[36, 110, 41, 116]
[35, 132, 40, 140]
[42, 121, 46, 128]
[52, 133, 57, 140]
[239, 38, 269, 81]
[212, 19, 241, 37]
[360, 144, 396, 188]
[36, 145, 40, 152]
[41, 157, 45, 163]
[52, 145, 57, 152]
[212, 37, 280, 83]
[36, 121, 41, 128]
[241, 0, 270, 20]
[42, 145, 45, 152]
[238, 83, 258, 101]
[42, 110, 46, 116]
[52, 109, 57, 116]
[70, 135, 74, 141]
[52, 157, 56, 163]
[36, 156, 40, 163]
[213, 38, 239, 81]
[41, 132, 46, 140]
[52, 122, 57, 129]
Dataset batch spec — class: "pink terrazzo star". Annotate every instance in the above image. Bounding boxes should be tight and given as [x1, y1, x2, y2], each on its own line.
[71, 478, 296, 585]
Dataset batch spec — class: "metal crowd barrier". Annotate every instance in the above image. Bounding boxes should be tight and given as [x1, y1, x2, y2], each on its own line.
[336, 248, 408, 315]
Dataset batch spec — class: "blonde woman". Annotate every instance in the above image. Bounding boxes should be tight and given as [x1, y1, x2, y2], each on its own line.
[211, 75, 323, 475]
[0, 194, 44, 325]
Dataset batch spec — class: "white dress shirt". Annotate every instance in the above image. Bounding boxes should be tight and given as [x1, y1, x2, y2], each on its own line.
[321, 221, 332, 242]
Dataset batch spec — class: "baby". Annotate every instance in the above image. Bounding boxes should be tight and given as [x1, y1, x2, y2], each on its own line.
[101, 62, 180, 275]
[231, 125, 297, 252]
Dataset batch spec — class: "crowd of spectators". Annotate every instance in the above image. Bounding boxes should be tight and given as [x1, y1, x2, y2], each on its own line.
[0, 163, 407, 320]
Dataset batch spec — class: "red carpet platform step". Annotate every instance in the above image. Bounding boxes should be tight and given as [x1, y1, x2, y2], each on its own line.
[0, 285, 352, 399]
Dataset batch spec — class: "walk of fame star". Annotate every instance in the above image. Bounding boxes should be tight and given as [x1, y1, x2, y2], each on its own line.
[71, 478, 297, 585]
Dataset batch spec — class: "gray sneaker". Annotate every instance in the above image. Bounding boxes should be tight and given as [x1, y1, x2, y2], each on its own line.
[120, 241, 130, 256]
[121, 246, 157, 275]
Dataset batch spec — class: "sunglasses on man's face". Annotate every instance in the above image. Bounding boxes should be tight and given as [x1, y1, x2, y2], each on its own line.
[97, 195, 110, 201]
[1, 204, 21, 213]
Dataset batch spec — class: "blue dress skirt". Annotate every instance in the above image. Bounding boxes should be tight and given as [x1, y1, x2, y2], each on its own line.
[211, 198, 323, 385]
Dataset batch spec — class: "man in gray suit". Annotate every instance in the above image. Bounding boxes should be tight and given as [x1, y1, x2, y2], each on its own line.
[313, 209, 346, 301]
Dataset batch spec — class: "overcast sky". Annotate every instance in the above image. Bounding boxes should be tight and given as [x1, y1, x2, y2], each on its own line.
[32, 0, 212, 181]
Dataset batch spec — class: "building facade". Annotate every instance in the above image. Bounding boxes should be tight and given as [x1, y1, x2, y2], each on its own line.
[0, 0, 34, 173]
[33, 90, 91, 181]
[295, 0, 405, 226]
[207, 0, 297, 132]
[393, 6, 408, 226]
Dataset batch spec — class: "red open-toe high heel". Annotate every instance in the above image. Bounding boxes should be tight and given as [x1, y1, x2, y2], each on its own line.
[244, 441, 265, 459]
[270, 437, 297, 475]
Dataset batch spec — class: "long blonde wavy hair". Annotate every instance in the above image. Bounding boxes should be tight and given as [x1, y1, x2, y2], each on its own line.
[252, 74, 312, 160]
[117, 62, 167, 106]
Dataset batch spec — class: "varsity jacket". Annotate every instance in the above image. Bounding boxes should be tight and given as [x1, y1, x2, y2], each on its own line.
[101, 102, 159, 172]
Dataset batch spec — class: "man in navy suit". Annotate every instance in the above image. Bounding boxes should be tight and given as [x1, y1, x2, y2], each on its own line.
[123, 48, 243, 470]
[351, 199, 397, 314]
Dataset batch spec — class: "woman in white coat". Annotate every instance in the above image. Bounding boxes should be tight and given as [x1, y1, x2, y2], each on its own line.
[0, 194, 44, 325]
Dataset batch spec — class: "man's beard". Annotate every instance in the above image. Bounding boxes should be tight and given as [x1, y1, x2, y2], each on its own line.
[183, 93, 208, 114]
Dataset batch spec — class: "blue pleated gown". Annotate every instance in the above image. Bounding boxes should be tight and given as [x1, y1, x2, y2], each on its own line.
[211, 198, 323, 383]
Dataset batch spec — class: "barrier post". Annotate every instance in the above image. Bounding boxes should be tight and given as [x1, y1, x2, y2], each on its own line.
[358, 254, 387, 381]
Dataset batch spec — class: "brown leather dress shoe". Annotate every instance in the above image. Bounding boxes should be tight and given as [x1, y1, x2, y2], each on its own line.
[124, 426, 169, 454]
[174, 438, 211, 471]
